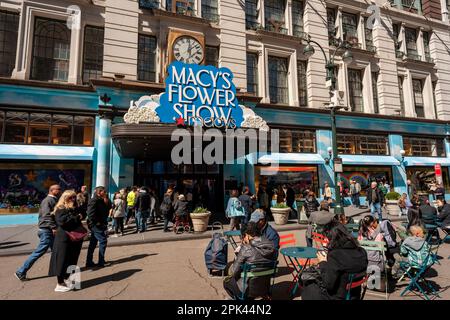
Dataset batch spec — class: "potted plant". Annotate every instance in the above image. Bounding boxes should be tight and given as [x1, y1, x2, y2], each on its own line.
[190, 207, 211, 232]
[271, 202, 291, 225]
[385, 191, 401, 216]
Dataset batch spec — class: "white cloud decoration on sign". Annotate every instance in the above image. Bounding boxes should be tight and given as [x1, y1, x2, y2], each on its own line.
[239, 105, 270, 131]
[123, 94, 162, 124]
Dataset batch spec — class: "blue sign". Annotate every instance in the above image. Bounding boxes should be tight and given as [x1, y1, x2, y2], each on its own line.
[157, 62, 243, 129]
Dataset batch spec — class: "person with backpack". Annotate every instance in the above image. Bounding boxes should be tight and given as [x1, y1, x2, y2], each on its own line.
[225, 189, 246, 230]
[223, 222, 277, 300]
[160, 188, 174, 232]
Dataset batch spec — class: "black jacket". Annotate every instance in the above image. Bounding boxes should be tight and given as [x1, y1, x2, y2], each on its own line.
[38, 195, 58, 230]
[160, 194, 173, 215]
[304, 196, 320, 215]
[438, 203, 450, 226]
[286, 188, 295, 207]
[317, 240, 368, 300]
[86, 194, 110, 229]
[419, 204, 438, 225]
[366, 187, 384, 205]
[174, 199, 188, 216]
[135, 190, 151, 212]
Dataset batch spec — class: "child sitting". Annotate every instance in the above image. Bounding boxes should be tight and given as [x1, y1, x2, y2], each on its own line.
[392, 225, 432, 278]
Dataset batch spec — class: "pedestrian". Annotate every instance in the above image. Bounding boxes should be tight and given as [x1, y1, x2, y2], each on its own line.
[111, 192, 126, 237]
[322, 182, 332, 203]
[125, 186, 137, 228]
[149, 189, 156, 225]
[15, 184, 61, 281]
[80, 185, 90, 203]
[257, 186, 269, 218]
[135, 186, 151, 233]
[86, 186, 110, 268]
[49, 190, 86, 292]
[367, 181, 384, 221]
[407, 179, 417, 201]
[239, 186, 254, 225]
[173, 194, 189, 230]
[349, 179, 361, 207]
[160, 188, 174, 232]
[398, 193, 411, 217]
[305, 201, 335, 247]
[304, 191, 320, 218]
[437, 199, 450, 228]
[225, 189, 246, 230]
[76, 192, 88, 216]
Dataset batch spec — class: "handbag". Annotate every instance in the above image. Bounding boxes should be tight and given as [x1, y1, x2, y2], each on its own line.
[66, 225, 88, 242]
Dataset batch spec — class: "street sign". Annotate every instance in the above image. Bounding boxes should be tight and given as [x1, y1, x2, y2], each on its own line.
[334, 157, 343, 173]
[435, 164, 442, 185]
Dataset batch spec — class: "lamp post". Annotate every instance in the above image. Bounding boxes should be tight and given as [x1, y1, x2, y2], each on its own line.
[303, 34, 353, 215]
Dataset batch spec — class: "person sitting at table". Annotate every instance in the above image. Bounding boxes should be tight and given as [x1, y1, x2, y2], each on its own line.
[223, 222, 277, 300]
[250, 209, 280, 251]
[301, 224, 368, 300]
[305, 201, 336, 247]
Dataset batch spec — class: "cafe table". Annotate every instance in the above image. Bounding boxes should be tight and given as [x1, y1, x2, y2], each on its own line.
[280, 246, 318, 297]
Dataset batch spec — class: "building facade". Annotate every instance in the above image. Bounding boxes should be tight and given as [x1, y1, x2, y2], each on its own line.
[0, 0, 450, 220]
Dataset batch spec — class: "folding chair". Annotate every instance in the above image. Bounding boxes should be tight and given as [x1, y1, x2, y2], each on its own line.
[239, 261, 278, 300]
[398, 249, 440, 300]
[345, 272, 369, 300]
[223, 230, 242, 251]
[279, 233, 298, 293]
[311, 232, 329, 250]
[359, 240, 389, 300]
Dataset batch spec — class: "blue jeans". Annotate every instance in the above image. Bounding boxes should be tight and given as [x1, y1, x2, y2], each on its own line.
[136, 210, 149, 232]
[86, 226, 108, 265]
[370, 202, 383, 221]
[17, 228, 54, 276]
[351, 193, 360, 207]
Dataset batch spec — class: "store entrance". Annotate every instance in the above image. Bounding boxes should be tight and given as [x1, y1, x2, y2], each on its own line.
[134, 160, 225, 220]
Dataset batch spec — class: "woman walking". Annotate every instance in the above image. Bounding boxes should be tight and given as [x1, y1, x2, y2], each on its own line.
[111, 192, 126, 237]
[160, 188, 174, 232]
[225, 189, 246, 230]
[49, 190, 86, 292]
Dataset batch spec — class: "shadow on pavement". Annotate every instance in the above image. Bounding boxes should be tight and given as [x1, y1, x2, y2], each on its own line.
[108, 253, 157, 266]
[0, 241, 30, 250]
[81, 269, 142, 289]
[271, 280, 300, 300]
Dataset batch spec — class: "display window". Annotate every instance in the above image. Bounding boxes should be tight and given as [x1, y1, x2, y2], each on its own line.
[340, 166, 393, 196]
[407, 166, 450, 195]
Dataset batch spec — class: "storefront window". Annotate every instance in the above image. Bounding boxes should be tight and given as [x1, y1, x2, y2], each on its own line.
[407, 166, 450, 195]
[255, 165, 319, 201]
[340, 166, 393, 196]
[337, 132, 388, 155]
[403, 136, 445, 157]
[0, 111, 94, 146]
[279, 129, 316, 153]
[0, 162, 92, 214]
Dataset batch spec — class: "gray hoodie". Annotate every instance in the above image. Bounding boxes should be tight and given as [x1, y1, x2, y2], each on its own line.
[402, 236, 426, 251]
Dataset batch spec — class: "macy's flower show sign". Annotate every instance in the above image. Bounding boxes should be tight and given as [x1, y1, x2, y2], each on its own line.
[124, 62, 269, 131]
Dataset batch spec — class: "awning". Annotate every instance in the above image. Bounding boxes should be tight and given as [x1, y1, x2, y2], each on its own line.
[340, 155, 400, 166]
[257, 153, 325, 165]
[404, 157, 450, 166]
[0, 145, 94, 161]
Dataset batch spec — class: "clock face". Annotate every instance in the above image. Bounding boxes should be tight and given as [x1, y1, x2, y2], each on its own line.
[173, 36, 204, 64]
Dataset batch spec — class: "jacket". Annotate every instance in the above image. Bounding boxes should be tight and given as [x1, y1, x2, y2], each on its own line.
[135, 190, 151, 212]
[317, 239, 368, 300]
[112, 198, 126, 218]
[358, 227, 385, 272]
[261, 223, 280, 251]
[258, 192, 269, 208]
[419, 204, 437, 225]
[304, 196, 319, 215]
[229, 237, 277, 297]
[401, 236, 432, 268]
[38, 195, 58, 230]
[350, 183, 361, 195]
[238, 194, 253, 215]
[285, 188, 295, 207]
[160, 194, 173, 215]
[366, 187, 384, 205]
[438, 203, 450, 227]
[323, 187, 332, 198]
[127, 191, 136, 207]
[225, 197, 245, 218]
[86, 194, 111, 229]
[306, 210, 335, 238]
[174, 199, 188, 216]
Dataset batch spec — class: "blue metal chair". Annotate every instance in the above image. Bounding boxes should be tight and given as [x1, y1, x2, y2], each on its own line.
[238, 261, 278, 301]
[345, 272, 369, 300]
[398, 249, 440, 300]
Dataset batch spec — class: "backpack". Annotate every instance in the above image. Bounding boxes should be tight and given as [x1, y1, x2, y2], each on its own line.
[204, 233, 228, 272]
[380, 220, 397, 248]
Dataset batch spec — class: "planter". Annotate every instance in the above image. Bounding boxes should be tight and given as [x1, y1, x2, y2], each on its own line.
[190, 212, 211, 232]
[386, 200, 401, 216]
[270, 207, 291, 225]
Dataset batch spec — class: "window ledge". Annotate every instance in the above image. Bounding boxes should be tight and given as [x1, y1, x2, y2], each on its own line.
[150, 8, 220, 29]
[254, 29, 304, 43]
[0, 77, 94, 92]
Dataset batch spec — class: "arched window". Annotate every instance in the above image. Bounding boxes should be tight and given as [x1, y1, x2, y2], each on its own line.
[31, 17, 71, 81]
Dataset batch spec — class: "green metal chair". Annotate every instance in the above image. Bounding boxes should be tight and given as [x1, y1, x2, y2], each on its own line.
[359, 239, 389, 300]
[238, 261, 278, 300]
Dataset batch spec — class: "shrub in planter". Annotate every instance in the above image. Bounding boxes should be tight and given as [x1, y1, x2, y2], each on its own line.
[271, 202, 291, 225]
[385, 191, 401, 216]
[190, 207, 211, 232]
[385, 192, 401, 201]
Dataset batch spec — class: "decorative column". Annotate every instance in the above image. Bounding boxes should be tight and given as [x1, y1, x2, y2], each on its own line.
[95, 111, 113, 189]
[389, 134, 407, 195]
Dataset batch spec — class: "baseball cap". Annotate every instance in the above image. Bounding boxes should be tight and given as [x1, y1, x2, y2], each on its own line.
[249, 210, 265, 223]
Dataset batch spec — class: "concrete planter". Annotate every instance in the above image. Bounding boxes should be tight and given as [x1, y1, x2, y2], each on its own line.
[271, 207, 291, 225]
[386, 200, 401, 217]
[190, 212, 211, 232]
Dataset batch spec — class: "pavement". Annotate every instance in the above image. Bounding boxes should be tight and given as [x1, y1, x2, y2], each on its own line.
[0, 214, 448, 300]
[0, 206, 371, 257]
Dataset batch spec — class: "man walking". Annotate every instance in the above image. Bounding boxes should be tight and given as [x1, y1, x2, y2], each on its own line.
[349, 179, 361, 207]
[367, 181, 384, 221]
[135, 186, 151, 233]
[86, 186, 111, 268]
[15, 184, 61, 280]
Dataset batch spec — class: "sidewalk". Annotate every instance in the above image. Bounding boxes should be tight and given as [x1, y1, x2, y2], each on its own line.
[0, 206, 396, 257]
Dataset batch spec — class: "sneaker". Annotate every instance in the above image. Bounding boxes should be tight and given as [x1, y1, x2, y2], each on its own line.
[14, 271, 26, 281]
[54, 284, 72, 292]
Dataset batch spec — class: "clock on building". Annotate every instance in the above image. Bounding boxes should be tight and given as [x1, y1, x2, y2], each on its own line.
[172, 35, 204, 64]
